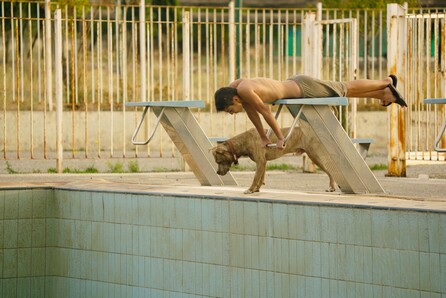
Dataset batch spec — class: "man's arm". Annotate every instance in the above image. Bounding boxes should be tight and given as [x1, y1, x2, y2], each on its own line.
[254, 102, 286, 148]
[239, 89, 285, 148]
[243, 103, 269, 145]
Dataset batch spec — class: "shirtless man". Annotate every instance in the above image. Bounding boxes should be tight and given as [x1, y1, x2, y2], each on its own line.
[214, 74, 407, 149]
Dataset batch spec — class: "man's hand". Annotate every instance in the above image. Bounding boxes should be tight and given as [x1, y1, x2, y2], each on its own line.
[261, 137, 271, 148]
[276, 138, 286, 149]
[263, 137, 286, 149]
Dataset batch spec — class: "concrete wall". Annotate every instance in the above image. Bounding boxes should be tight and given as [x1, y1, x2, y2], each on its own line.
[0, 189, 51, 297]
[0, 109, 395, 173]
[1, 187, 445, 297]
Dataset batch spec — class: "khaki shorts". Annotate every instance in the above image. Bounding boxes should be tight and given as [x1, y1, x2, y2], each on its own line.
[288, 75, 347, 98]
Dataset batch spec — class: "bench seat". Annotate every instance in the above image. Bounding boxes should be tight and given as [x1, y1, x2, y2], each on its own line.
[126, 100, 205, 108]
[424, 98, 446, 152]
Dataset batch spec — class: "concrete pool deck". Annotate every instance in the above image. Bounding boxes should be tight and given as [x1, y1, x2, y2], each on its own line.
[0, 160, 445, 206]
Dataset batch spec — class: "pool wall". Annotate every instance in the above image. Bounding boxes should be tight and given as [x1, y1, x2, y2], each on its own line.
[0, 187, 445, 297]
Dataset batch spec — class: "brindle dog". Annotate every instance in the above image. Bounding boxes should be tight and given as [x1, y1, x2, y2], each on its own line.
[211, 126, 336, 194]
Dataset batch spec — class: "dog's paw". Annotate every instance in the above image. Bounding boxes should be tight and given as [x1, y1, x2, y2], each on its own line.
[325, 186, 336, 192]
[244, 188, 260, 194]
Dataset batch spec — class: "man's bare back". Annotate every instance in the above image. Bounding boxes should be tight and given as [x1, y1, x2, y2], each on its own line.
[230, 78, 302, 103]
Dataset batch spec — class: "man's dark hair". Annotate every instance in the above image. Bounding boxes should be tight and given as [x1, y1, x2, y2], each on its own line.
[214, 87, 238, 112]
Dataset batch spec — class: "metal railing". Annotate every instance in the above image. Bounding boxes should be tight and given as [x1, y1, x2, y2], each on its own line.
[405, 8, 446, 160]
[0, 1, 445, 171]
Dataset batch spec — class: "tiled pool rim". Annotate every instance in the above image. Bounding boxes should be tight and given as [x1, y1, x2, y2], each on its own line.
[1, 183, 445, 297]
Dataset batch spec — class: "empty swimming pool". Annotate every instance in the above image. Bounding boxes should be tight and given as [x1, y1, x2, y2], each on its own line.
[0, 180, 445, 297]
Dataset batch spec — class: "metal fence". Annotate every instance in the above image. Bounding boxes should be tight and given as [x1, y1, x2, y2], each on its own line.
[0, 1, 445, 171]
[405, 8, 446, 161]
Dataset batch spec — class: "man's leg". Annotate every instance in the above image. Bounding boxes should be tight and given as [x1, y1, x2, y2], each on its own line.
[344, 77, 392, 96]
[344, 77, 397, 103]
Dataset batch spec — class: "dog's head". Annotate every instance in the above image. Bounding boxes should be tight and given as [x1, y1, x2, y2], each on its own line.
[210, 144, 237, 176]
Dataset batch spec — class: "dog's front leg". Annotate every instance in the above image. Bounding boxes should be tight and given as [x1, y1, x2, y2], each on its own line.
[259, 168, 266, 187]
[245, 158, 267, 194]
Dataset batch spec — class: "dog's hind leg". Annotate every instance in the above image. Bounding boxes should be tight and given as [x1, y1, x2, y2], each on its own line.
[305, 151, 337, 192]
[325, 173, 337, 192]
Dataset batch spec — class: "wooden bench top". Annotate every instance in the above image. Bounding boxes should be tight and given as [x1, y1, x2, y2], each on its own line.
[270, 97, 348, 106]
[125, 98, 348, 108]
[351, 138, 374, 143]
[424, 98, 446, 104]
[125, 100, 205, 108]
[423, 98, 446, 152]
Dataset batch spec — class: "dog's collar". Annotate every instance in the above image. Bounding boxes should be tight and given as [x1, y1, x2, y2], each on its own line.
[225, 140, 239, 165]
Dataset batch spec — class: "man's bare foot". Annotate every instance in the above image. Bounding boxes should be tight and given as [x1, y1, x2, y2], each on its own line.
[381, 86, 396, 103]
[380, 76, 397, 107]
[388, 83, 407, 107]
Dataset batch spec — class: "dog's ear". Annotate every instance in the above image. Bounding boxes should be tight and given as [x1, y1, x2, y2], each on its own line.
[209, 145, 227, 155]
[215, 148, 227, 155]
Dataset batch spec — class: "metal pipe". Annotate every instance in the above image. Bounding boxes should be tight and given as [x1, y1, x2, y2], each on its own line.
[45, 0, 53, 111]
[43, 17, 47, 159]
[82, 7, 88, 158]
[269, 9, 273, 78]
[351, 18, 358, 139]
[149, 7, 154, 103]
[19, 3, 24, 104]
[11, 4, 15, 105]
[277, 10, 281, 80]
[139, 0, 146, 103]
[64, 9, 69, 107]
[158, 6, 162, 102]
[74, 8, 78, 106]
[37, 6, 42, 106]
[122, 7, 128, 157]
[97, 8, 102, 158]
[131, 7, 137, 157]
[15, 19, 20, 159]
[72, 9, 76, 159]
[235, 0, 242, 79]
[55, 9, 63, 173]
[28, 3, 34, 158]
[183, 11, 190, 100]
[1, 1, 6, 159]
[107, 7, 114, 157]
[167, 10, 172, 101]
[245, 10, 250, 78]
[228, 2, 235, 83]
[190, 9, 195, 101]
